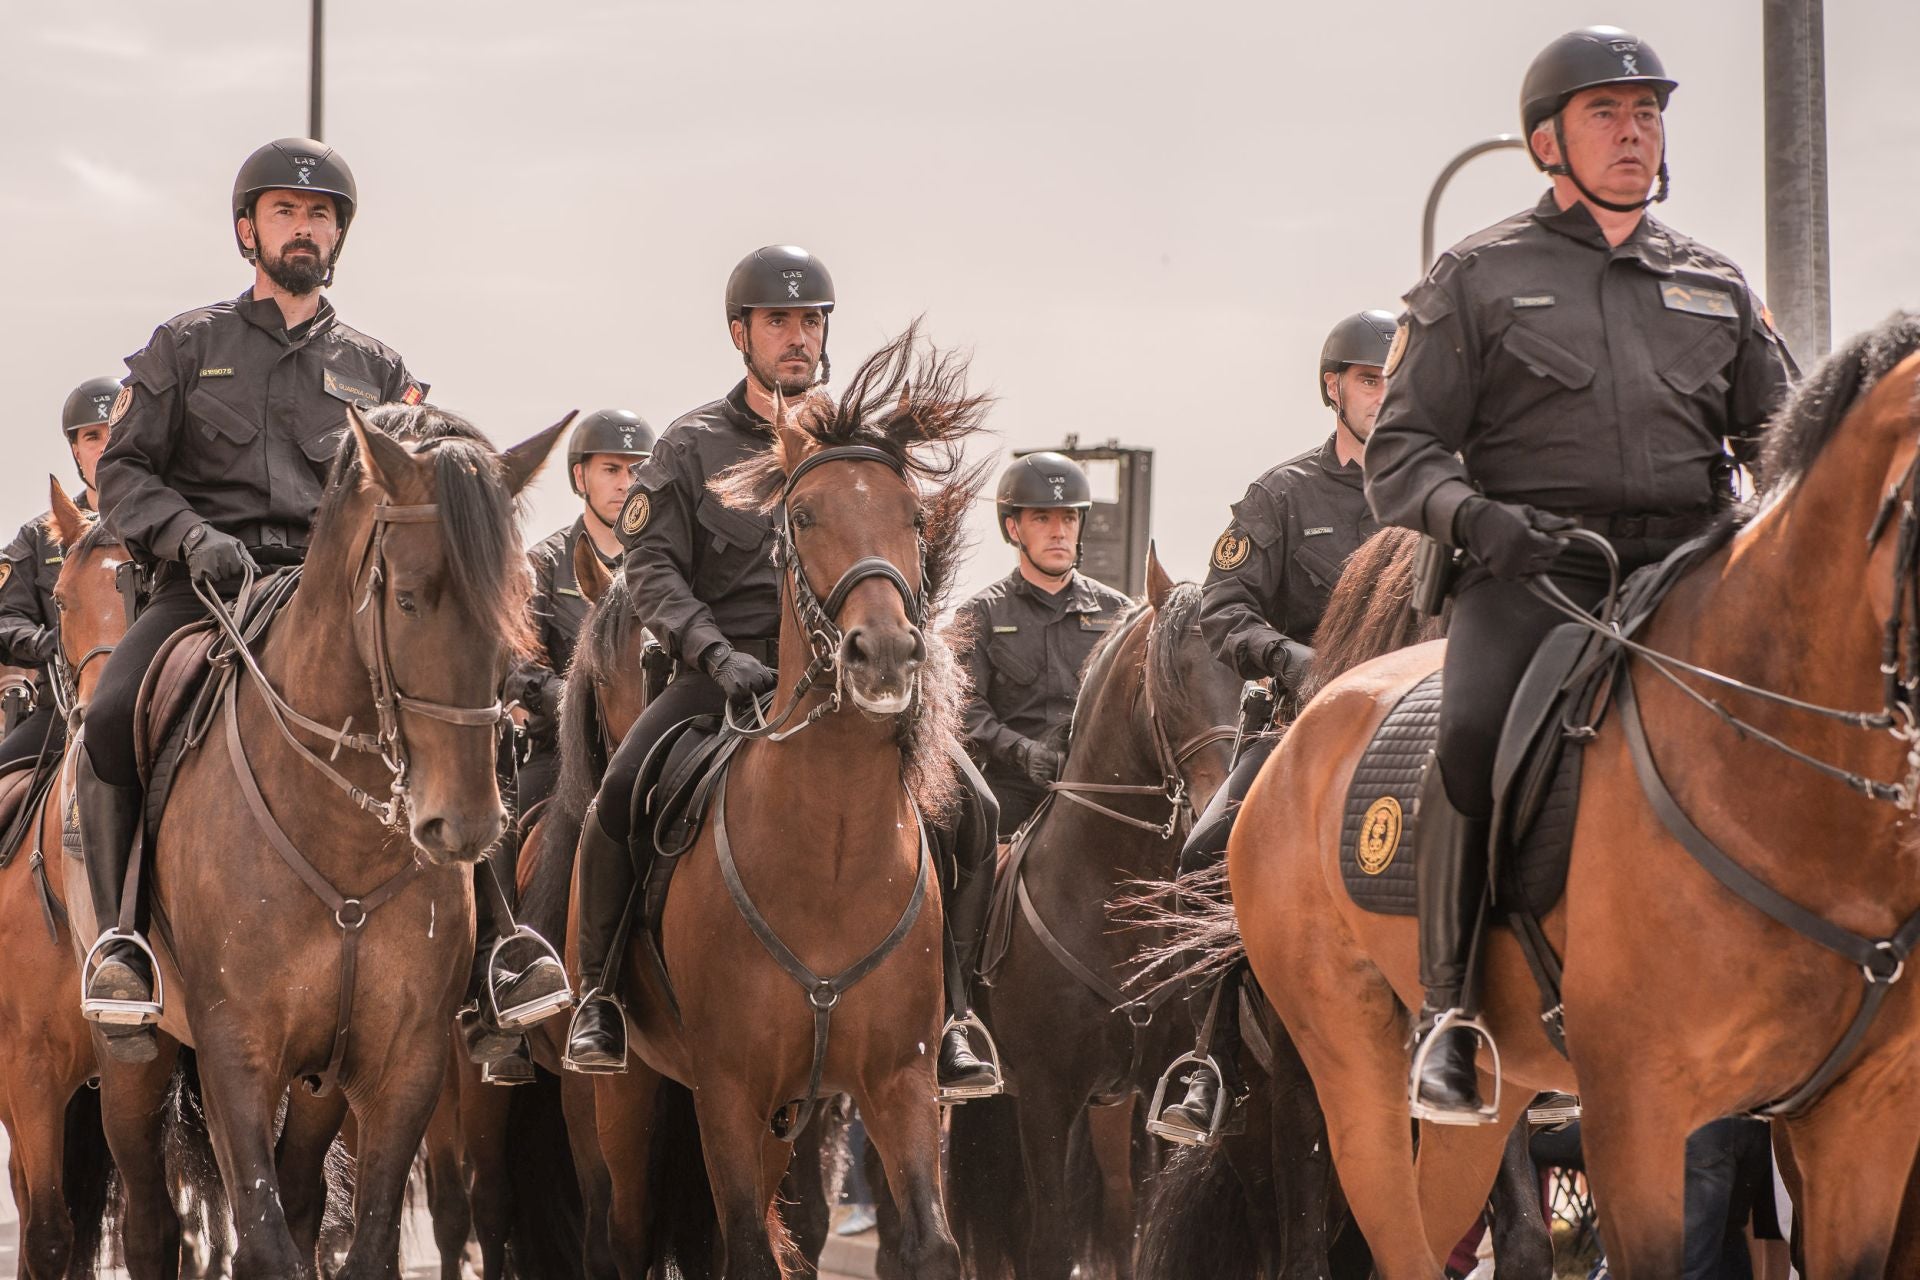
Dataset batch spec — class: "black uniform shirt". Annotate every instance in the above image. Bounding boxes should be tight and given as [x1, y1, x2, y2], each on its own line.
[527, 515, 613, 677]
[613, 381, 780, 667]
[1365, 193, 1796, 542]
[100, 290, 423, 562]
[956, 568, 1133, 775]
[0, 508, 80, 698]
[1200, 435, 1378, 679]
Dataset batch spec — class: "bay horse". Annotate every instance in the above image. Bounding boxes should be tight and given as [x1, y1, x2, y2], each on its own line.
[0, 480, 124, 1278]
[71, 404, 564, 1277]
[947, 555, 1240, 1279]
[586, 325, 989, 1278]
[1230, 316, 1920, 1276]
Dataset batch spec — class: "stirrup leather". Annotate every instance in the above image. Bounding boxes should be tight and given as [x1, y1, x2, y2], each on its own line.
[1407, 1006, 1502, 1126]
[936, 1011, 1006, 1103]
[561, 991, 628, 1076]
[1144, 1052, 1228, 1147]
[486, 925, 575, 1031]
[80, 930, 164, 1026]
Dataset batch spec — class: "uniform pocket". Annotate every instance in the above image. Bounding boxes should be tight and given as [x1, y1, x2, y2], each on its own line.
[1658, 320, 1739, 396]
[1501, 324, 1596, 390]
[187, 385, 260, 446]
[987, 636, 1040, 685]
[1291, 542, 1343, 590]
[695, 493, 770, 552]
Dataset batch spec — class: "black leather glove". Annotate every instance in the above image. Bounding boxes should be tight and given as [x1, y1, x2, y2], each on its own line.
[17, 626, 58, 666]
[1264, 638, 1316, 694]
[1015, 738, 1064, 786]
[702, 644, 777, 703]
[504, 666, 561, 718]
[181, 523, 258, 586]
[1455, 498, 1576, 582]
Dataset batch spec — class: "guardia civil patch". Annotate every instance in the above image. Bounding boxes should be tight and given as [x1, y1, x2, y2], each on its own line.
[1384, 320, 1409, 377]
[619, 492, 651, 537]
[108, 385, 132, 427]
[0, 562, 12, 591]
[1357, 796, 1402, 875]
[1211, 529, 1251, 572]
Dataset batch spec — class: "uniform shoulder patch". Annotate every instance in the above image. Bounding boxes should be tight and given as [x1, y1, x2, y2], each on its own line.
[0, 562, 12, 591]
[108, 385, 133, 427]
[619, 491, 651, 538]
[1384, 320, 1410, 377]
[1211, 529, 1252, 572]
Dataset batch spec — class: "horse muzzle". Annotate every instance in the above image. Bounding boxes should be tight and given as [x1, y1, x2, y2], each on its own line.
[839, 624, 924, 716]
[409, 806, 508, 864]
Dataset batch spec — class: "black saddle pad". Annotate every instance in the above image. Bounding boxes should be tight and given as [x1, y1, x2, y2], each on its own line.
[1340, 669, 1585, 919]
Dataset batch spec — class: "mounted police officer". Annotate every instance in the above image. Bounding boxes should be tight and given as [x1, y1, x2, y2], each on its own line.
[1366, 29, 1795, 1123]
[1148, 310, 1392, 1145]
[957, 452, 1130, 832]
[564, 246, 1005, 1101]
[77, 139, 567, 1063]
[0, 377, 119, 774]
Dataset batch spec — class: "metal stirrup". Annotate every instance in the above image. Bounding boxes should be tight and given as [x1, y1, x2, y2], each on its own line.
[561, 990, 628, 1076]
[484, 926, 574, 1031]
[1407, 1007, 1503, 1127]
[936, 1012, 1006, 1104]
[79, 929, 164, 1026]
[1144, 1052, 1229, 1147]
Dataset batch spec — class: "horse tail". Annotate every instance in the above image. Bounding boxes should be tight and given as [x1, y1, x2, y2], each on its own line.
[945, 1092, 1025, 1279]
[1302, 526, 1437, 698]
[62, 1085, 116, 1276]
[649, 1078, 719, 1279]
[503, 1069, 586, 1278]
[1134, 1139, 1266, 1280]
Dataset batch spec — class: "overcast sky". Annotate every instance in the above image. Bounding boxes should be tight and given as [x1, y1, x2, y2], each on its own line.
[4, 1, 1914, 604]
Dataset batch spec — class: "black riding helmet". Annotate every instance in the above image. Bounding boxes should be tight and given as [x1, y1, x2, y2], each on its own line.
[1521, 26, 1677, 212]
[725, 245, 836, 387]
[996, 451, 1093, 544]
[62, 376, 121, 436]
[566, 409, 657, 496]
[1318, 311, 1397, 407]
[232, 138, 358, 284]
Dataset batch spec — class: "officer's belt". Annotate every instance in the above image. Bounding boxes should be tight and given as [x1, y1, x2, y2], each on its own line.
[1567, 508, 1716, 541]
[226, 522, 311, 555]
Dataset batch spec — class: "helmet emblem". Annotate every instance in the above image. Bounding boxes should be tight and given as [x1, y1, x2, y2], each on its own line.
[296, 165, 313, 186]
[1620, 53, 1640, 75]
[621, 433, 634, 449]
[787, 280, 801, 299]
[1051, 483, 1064, 500]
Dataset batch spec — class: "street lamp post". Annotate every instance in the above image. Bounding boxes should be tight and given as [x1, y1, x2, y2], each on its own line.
[1421, 135, 1527, 270]
[309, 0, 325, 141]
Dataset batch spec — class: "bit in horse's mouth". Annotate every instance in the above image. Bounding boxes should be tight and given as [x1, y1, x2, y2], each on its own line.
[849, 684, 913, 715]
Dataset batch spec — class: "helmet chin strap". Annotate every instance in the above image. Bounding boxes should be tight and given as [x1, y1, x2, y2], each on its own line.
[1546, 113, 1669, 214]
[1012, 520, 1077, 583]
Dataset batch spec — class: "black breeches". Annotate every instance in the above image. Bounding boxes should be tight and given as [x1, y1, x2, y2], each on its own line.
[0, 700, 65, 774]
[516, 742, 560, 816]
[594, 671, 728, 845]
[987, 773, 1044, 837]
[1177, 733, 1277, 882]
[84, 579, 211, 789]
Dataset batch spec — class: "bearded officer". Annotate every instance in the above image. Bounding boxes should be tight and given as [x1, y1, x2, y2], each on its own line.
[1366, 28, 1795, 1123]
[956, 452, 1130, 833]
[1148, 310, 1392, 1145]
[77, 139, 567, 1062]
[564, 247, 1005, 1101]
[0, 377, 120, 774]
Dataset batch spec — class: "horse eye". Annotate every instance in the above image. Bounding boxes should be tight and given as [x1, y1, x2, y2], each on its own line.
[792, 509, 815, 531]
[395, 591, 418, 615]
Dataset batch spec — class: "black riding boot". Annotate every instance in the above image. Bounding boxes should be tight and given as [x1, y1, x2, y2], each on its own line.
[1152, 966, 1246, 1146]
[461, 858, 570, 1068]
[1409, 759, 1493, 1124]
[77, 751, 158, 1062]
[564, 804, 635, 1074]
[937, 755, 1004, 1100]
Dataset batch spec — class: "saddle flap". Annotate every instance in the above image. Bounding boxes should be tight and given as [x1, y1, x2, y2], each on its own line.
[132, 622, 220, 781]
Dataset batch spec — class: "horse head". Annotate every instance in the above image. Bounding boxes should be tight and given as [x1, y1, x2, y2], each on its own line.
[48, 475, 129, 714]
[1141, 544, 1241, 814]
[332, 404, 566, 863]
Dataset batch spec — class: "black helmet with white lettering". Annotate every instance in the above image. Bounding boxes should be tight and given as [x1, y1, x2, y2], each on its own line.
[232, 138, 358, 279]
[566, 409, 657, 496]
[1318, 310, 1397, 407]
[62, 376, 121, 437]
[1521, 27, 1676, 209]
[724, 245, 835, 322]
[996, 452, 1093, 544]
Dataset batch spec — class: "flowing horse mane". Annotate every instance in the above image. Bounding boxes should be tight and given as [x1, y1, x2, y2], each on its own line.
[710, 319, 995, 821]
[1761, 311, 1920, 492]
[1061, 582, 1201, 757]
[311, 403, 535, 657]
[1304, 526, 1440, 696]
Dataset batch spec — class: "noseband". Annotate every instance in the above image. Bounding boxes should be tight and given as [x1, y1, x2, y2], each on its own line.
[728, 444, 927, 742]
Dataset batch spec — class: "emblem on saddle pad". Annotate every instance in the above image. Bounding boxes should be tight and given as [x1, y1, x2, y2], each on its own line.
[1211, 530, 1251, 572]
[619, 492, 650, 537]
[1357, 796, 1402, 875]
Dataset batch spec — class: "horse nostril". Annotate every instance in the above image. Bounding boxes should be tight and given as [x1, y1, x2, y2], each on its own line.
[909, 627, 926, 665]
[842, 627, 870, 667]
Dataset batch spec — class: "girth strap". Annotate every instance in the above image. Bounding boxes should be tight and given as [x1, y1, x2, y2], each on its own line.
[223, 680, 419, 1095]
[1617, 666, 1920, 1116]
[711, 769, 930, 1138]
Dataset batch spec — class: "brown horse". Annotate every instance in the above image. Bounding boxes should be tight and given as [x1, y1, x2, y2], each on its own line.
[0, 481, 124, 1278]
[947, 556, 1240, 1280]
[71, 405, 563, 1277]
[585, 326, 989, 1278]
[1231, 317, 1920, 1276]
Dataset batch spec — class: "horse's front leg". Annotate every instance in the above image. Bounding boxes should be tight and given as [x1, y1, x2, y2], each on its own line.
[194, 1035, 309, 1277]
[858, 1066, 961, 1280]
[335, 1033, 457, 1279]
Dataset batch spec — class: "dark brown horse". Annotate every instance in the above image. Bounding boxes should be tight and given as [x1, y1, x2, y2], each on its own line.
[1232, 319, 1920, 1276]
[71, 405, 562, 1277]
[947, 555, 1240, 1280]
[586, 326, 989, 1278]
[0, 481, 123, 1278]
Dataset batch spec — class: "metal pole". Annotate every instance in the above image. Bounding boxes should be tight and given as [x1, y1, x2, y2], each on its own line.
[1763, 0, 1830, 359]
[308, 0, 325, 141]
[1422, 136, 1526, 270]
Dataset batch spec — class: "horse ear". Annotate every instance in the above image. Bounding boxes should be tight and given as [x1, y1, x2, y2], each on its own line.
[501, 413, 575, 497]
[1145, 541, 1176, 611]
[348, 404, 423, 497]
[574, 533, 613, 604]
[771, 393, 821, 477]
[48, 476, 88, 550]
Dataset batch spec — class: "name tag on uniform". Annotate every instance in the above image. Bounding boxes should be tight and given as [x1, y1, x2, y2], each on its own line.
[322, 368, 382, 406]
[1078, 615, 1116, 632]
[1512, 295, 1556, 308]
[198, 367, 235, 378]
[1661, 283, 1736, 318]
[556, 587, 581, 598]
[1304, 527, 1333, 537]
[992, 625, 1019, 634]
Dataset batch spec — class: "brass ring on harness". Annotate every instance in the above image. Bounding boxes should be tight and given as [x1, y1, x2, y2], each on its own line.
[1867, 940, 1905, 986]
[335, 899, 369, 931]
[809, 981, 840, 1011]
[1127, 1001, 1155, 1029]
